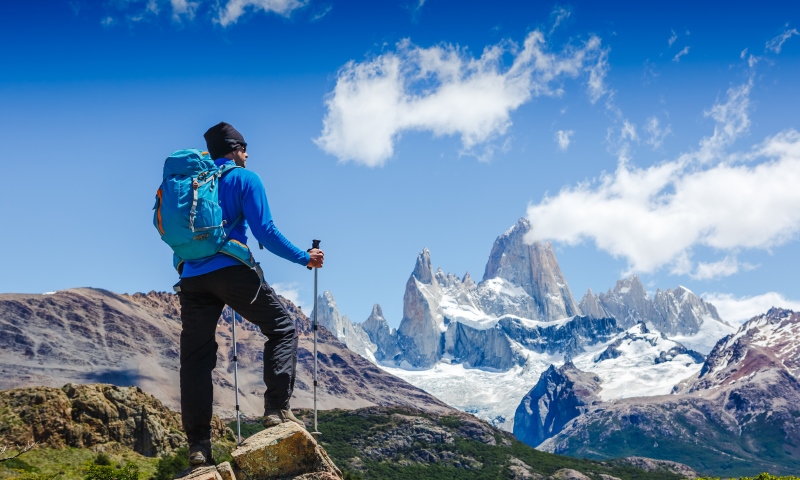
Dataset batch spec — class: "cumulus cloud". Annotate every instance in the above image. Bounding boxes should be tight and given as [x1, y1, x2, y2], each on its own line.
[691, 256, 756, 280]
[672, 46, 690, 62]
[702, 292, 800, 325]
[525, 80, 800, 279]
[316, 31, 609, 166]
[668, 29, 677, 47]
[216, 0, 307, 26]
[765, 28, 798, 54]
[556, 130, 574, 151]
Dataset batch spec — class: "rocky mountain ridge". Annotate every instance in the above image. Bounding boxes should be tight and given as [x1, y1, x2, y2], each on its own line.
[531, 308, 800, 477]
[0, 288, 453, 419]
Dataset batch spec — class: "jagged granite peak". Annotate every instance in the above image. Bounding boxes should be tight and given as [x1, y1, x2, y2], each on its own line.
[578, 288, 608, 319]
[482, 218, 581, 321]
[362, 304, 402, 364]
[651, 285, 726, 335]
[462, 272, 475, 287]
[397, 249, 445, 368]
[412, 248, 436, 285]
[583, 276, 728, 337]
[595, 275, 652, 328]
[315, 290, 378, 363]
[513, 362, 602, 447]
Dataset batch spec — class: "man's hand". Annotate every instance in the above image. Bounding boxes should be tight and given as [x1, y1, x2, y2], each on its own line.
[307, 249, 324, 268]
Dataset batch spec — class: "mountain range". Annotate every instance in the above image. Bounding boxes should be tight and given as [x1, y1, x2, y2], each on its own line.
[531, 308, 800, 476]
[312, 218, 734, 430]
[0, 288, 452, 419]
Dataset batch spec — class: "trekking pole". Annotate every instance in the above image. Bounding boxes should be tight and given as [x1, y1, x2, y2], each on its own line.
[230, 306, 242, 445]
[308, 239, 322, 437]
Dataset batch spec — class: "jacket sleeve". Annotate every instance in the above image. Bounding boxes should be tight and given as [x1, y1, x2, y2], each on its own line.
[239, 171, 310, 266]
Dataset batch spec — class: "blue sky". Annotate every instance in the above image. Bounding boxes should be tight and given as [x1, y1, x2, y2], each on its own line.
[2, 0, 800, 327]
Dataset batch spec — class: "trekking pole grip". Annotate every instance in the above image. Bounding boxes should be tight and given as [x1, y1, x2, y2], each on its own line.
[307, 239, 321, 270]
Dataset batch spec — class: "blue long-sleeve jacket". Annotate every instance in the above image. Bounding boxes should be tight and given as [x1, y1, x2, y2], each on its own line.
[180, 159, 310, 278]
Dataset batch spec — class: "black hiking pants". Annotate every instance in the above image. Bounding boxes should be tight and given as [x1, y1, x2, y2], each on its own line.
[177, 265, 297, 444]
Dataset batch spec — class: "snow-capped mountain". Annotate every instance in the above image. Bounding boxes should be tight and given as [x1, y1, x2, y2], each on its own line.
[579, 275, 728, 337]
[315, 291, 377, 362]
[313, 218, 730, 431]
[536, 308, 800, 477]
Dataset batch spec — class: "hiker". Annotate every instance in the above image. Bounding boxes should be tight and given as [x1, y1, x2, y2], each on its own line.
[167, 122, 324, 466]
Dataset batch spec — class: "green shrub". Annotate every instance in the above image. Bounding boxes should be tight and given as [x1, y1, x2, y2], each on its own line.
[84, 462, 139, 480]
[93, 453, 112, 466]
[150, 447, 188, 480]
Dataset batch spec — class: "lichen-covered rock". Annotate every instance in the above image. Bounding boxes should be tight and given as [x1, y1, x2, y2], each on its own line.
[231, 423, 341, 479]
[548, 469, 591, 480]
[174, 465, 223, 480]
[216, 462, 236, 480]
[0, 383, 230, 457]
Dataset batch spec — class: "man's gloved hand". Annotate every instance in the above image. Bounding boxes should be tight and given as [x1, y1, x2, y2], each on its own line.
[307, 249, 324, 268]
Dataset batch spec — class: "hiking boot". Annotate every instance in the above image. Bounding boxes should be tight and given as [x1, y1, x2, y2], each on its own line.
[188, 440, 212, 466]
[263, 408, 306, 429]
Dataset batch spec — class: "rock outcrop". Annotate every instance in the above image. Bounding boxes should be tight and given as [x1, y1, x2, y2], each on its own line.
[0, 383, 229, 457]
[513, 362, 601, 447]
[231, 422, 342, 479]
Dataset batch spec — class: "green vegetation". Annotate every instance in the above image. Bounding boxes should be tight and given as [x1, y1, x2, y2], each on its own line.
[84, 462, 139, 480]
[232, 408, 688, 480]
[0, 448, 158, 480]
[150, 447, 188, 480]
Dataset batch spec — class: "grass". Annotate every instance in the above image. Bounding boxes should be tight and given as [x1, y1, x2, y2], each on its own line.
[0, 448, 158, 480]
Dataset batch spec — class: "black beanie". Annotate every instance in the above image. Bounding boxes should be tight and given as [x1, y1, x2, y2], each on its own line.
[203, 122, 247, 160]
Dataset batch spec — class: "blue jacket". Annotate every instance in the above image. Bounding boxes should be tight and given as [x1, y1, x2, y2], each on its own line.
[181, 159, 310, 278]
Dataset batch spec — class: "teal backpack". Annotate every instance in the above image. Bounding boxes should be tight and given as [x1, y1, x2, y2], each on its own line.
[153, 149, 259, 277]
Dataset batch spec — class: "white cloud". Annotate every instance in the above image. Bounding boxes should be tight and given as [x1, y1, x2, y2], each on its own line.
[271, 282, 308, 311]
[668, 29, 677, 47]
[525, 79, 800, 279]
[101, 16, 115, 26]
[556, 130, 574, 151]
[702, 292, 800, 325]
[171, 0, 198, 21]
[216, 0, 307, 27]
[765, 28, 798, 54]
[549, 6, 572, 34]
[691, 256, 756, 280]
[645, 116, 671, 149]
[316, 32, 609, 166]
[310, 4, 332, 21]
[672, 46, 690, 62]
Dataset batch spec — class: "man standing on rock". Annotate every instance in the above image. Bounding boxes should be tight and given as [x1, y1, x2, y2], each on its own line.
[177, 122, 324, 466]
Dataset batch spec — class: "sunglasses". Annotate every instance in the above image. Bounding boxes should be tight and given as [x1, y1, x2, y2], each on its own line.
[236, 144, 247, 153]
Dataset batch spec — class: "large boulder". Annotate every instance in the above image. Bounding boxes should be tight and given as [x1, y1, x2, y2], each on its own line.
[231, 423, 342, 479]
